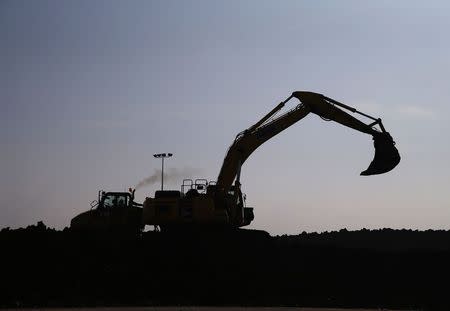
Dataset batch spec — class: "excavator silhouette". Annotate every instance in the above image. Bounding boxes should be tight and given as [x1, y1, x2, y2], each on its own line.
[71, 91, 400, 232]
[142, 91, 400, 230]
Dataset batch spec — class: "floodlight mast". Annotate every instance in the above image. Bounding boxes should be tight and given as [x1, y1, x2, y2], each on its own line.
[153, 153, 173, 191]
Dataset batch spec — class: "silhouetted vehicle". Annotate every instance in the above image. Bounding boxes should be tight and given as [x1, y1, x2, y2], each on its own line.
[71, 91, 400, 232]
[142, 91, 400, 231]
[70, 189, 143, 233]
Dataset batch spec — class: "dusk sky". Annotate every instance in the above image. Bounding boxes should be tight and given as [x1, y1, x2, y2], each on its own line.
[2, 0, 450, 234]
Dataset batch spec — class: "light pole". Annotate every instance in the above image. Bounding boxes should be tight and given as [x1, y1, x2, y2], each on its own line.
[153, 153, 173, 191]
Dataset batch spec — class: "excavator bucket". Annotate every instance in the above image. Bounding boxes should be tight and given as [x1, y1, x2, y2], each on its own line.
[360, 132, 401, 176]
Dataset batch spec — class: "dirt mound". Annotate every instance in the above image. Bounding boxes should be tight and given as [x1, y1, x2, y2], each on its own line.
[1, 223, 449, 310]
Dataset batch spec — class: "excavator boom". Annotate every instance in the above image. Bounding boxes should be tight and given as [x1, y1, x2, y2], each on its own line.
[216, 91, 400, 192]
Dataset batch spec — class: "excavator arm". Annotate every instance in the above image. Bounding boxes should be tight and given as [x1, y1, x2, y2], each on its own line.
[216, 91, 400, 192]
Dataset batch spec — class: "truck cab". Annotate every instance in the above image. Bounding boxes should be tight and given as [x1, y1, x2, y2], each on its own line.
[70, 190, 143, 233]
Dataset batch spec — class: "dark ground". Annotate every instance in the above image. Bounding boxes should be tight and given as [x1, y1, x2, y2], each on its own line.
[1, 222, 449, 310]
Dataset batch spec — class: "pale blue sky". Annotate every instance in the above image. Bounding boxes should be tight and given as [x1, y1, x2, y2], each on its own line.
[1, 0, 449, 234]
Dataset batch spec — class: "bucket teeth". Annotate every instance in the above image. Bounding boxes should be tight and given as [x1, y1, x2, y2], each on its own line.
[360, 132, 401, 176]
